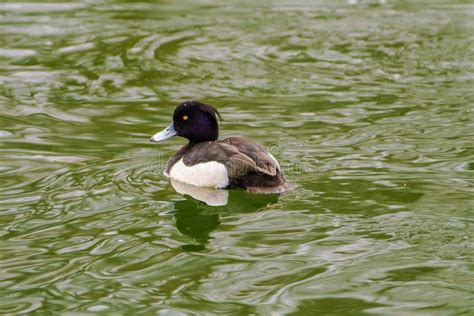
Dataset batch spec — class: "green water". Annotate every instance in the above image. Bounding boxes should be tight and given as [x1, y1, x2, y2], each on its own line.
[1, 0, 473, 314]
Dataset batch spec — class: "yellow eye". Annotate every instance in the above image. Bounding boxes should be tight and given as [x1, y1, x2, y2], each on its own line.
[182, 115, 188, 121]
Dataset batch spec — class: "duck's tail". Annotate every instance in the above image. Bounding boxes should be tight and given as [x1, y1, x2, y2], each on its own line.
[247, 182, 297, 194]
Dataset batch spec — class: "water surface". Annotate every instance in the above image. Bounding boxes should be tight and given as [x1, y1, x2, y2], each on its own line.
[1, 0, 473, 314]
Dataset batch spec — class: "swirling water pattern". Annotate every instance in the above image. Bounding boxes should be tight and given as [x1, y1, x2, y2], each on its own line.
[0, 0, 473, 314]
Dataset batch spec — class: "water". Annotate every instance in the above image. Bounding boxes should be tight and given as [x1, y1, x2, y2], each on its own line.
[1, 0, 473, 314]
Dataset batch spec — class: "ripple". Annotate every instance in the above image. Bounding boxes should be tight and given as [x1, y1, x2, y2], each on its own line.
[57, 42, 96, 54]
[0, 48, 38, 59]
[0, 2, 87, 12]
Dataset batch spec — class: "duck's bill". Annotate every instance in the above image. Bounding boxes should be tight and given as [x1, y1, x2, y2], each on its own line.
[150, 122, 177, 142]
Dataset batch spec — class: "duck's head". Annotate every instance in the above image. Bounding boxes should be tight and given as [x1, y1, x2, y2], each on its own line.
[150, 101, 221, 144]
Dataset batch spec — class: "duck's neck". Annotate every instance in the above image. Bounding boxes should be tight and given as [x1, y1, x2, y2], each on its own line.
[187, 136, 219, 147]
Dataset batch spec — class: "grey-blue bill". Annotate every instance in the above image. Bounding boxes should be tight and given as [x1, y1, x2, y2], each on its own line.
[150, 122, 177, 142]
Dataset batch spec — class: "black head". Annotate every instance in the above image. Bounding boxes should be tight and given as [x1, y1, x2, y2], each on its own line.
[150, 101, 221, 144]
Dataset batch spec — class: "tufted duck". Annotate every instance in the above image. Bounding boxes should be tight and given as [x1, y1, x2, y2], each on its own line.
[150, 101, 294, 193]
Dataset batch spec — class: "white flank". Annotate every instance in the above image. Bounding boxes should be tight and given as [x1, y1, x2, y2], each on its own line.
[168, 158, 229, 189]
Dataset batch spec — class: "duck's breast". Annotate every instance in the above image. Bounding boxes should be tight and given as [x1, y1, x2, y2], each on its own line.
[168, 158, 229, 189]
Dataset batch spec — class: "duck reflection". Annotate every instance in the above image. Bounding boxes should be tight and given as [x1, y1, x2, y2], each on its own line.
[169, 179, 279, 251]
[171, 178, 229, 206]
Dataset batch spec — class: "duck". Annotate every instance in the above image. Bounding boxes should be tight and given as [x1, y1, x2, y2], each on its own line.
[150, 101, 294, 193]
